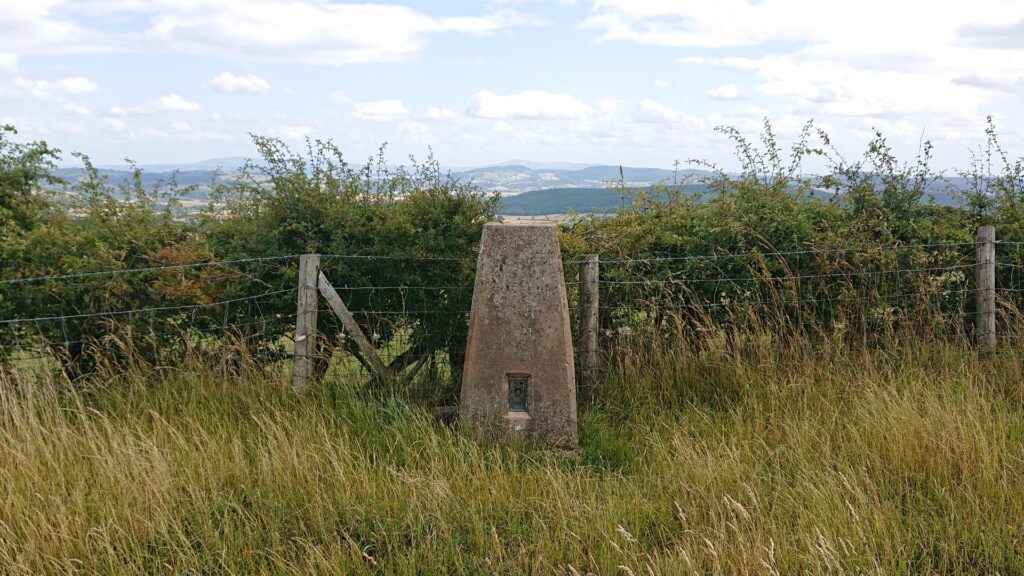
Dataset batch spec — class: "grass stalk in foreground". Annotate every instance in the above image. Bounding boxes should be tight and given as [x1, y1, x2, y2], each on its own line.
[1, 333, 1023, 574]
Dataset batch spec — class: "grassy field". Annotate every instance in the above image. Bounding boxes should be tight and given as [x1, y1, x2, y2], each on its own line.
[2, 334, 1024, 575]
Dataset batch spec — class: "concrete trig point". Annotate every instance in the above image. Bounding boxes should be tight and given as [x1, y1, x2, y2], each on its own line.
[460, 221, 578, 449]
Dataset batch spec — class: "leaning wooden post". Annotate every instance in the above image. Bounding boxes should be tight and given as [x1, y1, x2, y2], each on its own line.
[317, 270, 389, 380]
[579, 254, 600, 398]
[976, 226, 996, 352]
[292, 254, 320, 392]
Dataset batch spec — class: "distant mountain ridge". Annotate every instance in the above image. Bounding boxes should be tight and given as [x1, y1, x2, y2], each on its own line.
[48, 157, 968, 216]
[453, 164, 710, 194]
[469, 159, 596, 171]
[499, 185, 712, 216]
[53, 159, 709, 197]
[90, 157, 251, 173]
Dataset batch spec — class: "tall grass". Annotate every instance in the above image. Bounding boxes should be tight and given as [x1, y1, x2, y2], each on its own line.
[2, 331, 1024, 574]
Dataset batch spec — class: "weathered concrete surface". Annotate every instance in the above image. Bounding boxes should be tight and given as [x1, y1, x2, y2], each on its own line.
[460, 221, 578, 448]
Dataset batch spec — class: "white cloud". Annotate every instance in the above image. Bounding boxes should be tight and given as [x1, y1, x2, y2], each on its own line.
[353, 99, 410, 121]
[490, 0, 578, 5]
[211, 72, 269, 93]
[399, 120, 433, 143]
[722, 54, 991, 116]
[952, 74, 1024, 93]
[1, 1, 529, 66]
[270, 124, 314, 141]
[1, 1, 1018, 170]
[653, 79, 667, 87]
[467, 90, 588, 120]
[0, 75, 97, 99]
[112, 94, 201, 114]
[139, 93, 200, 113]
[170, 121, 234, 141]
[425, 106, 457, 119]
[0, 54, 17, 73]
[709, 83, 744, 100]
[54, 76, 97, 94]
[0, 1, 102, 57]
[582, 0, 1023, 50]
[592, 0, 1024, 126]
[958, 17, 1024, 50]
[679, 53, 1008, 122]
[0, 79, 48, 100]
[62, 102, 91, 115]
[632, 98, 702, 127]
[103, 117, 128, 132]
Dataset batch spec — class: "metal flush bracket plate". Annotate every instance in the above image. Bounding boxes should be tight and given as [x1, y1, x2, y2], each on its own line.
[507, 375, 529, 412]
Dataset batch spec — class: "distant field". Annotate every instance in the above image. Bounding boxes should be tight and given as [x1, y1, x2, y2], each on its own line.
[2, 335, 1023, 574]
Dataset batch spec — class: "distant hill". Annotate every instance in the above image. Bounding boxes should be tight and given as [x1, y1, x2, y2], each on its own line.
[499, 185, 711, 216]
[50, 161, 707, 198]
[454, 164, 709, 194]
[473, 159, 597, 171]
[498, 181, 965, 216]
[47, 157, 969, 213]
[50, 168, 235, 201]
[92, 157, 251, 173]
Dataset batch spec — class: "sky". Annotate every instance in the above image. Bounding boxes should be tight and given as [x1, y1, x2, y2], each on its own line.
[1, 0, 1022, 171]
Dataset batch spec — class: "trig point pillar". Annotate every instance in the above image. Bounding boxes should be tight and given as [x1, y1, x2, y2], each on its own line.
[460, 221, 578, 448]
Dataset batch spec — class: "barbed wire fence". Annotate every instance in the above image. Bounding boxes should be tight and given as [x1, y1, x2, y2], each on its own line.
[567, 228, 1023, 394]
[1, 227, 1020, 400]
[0, 252, 480, 405]
[310, 254, 476, 403]
[0, 255, 304, 379]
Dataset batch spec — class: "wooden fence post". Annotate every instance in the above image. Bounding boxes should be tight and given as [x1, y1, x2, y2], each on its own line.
[976, 226, 996, 352]
[292, 254, 320, 392]
[579, 254, 599, 397]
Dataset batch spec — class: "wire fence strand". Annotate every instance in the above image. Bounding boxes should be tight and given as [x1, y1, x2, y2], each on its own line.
[0, 242, 1018, 383]
[0, 255, 302, 286]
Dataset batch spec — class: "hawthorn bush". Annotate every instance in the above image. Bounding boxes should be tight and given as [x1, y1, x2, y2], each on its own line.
[3, 119, 1024, 382]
